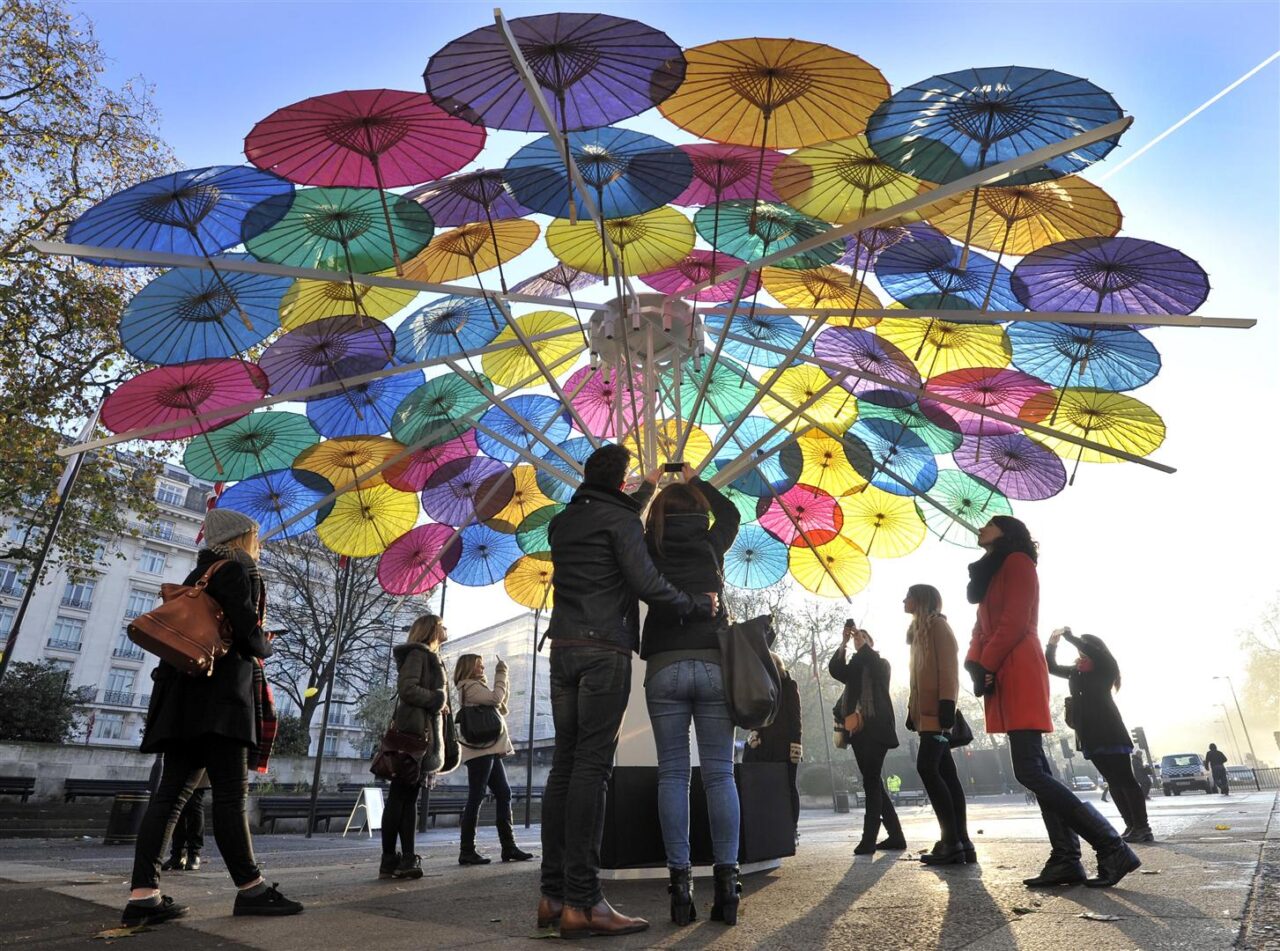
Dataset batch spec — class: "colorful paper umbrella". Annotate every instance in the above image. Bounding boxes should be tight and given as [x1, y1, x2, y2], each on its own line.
[660, 38, 889, 149]
[294, 435, 406, 489]
[259, 314, 396, 396]
[564, 367, 645, 439]
[814, 325, 922, 408]
[516, 503, 565, 555]
[535, 437, 593, 504]
[639, 250, 759, 303]
[675, 143, 785, 206]
[762, 265, 883, 326]
[510, 263, 601, 296]
[1008, 322, 1160, 391]
[547, 206, 694, 278]
[694, 200, 843, 271]
[838, 487, 926, 558]
[121, 255, 289, 364]
[714, 416, 795, 498]
[720, 483, 762, 524]
[408, 168, 530, 226]
[1019, 388, 1165, 467]
[391, 374, 493, 447]
[778, 428, 869, 496]
[482, 310, 583, 387]
[395, 295, 504, 363]
[923, 367, 1052, 438]
[102, 358, 267, 441]
[447, 522, 523, 587]
[660, 357, 756, 425]
[914, 469, 1013, 548]
[316, 483, 419, 557]
[243, 186, 434, 274]
[1011, 237, 1210, 314]
[306, 368, 425, 438]
[866, 66, 1124, 186]
[383, 430, 478, 492]
[279, 267, 415, 328]
[67, 165, 293, 265]
[488, 465, 555, 532]
[504, 553, 555, 610]
[838, 222, 952, 273]
[848, 417, 939, 497]
[477, 395, 572, 464]
[183, 411, 319, 482]
[402, 218, 539, 286]
[953, 432, 1065, 500]
[759, 483, 843, 547]
[876, 238, 1021, 312]
[789, 535, 870, 598]
[377, 523, 462, 595]
[422, 456, 513, 526]
[624, 420, 714, 470]
[759, 364, 859, 433]
[217, 467, 335, 540]
[425, 12, 685, 133]
[723, 524, 789, 589]
[878, 314, 1012, 377]
[772, 135, 922, 224]
[858, 401, 964, 454]
[703, 310, 807, 368]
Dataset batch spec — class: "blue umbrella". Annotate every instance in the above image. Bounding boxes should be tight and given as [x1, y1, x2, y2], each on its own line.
[702, 311, 810, 368]
[723, 523, 789, 589]
[477, 395, 571, 464]
[217, 468, 335, 540]
[1008, 322, 1161, 391]
[448, 522, 522, 587]
[120, 254, 290, 364]
[876, 239, 1021, 312]
[306, 368, 426, 438]
[849, 417, 938, 497]
[504, 127, 692, 220]
[715, 416, 797, 498]
[535, 436, 593, 504]
[395, 295, 505, 362]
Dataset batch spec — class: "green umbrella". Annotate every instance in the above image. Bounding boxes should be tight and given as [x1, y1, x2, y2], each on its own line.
[516, 503, 564, 556]
[182, 410, 319, 481]
[858, 401, 964, 454]
[660, 356, 756, 425]
[914, 468, 1013, 548]
[390, 373, 492, 448]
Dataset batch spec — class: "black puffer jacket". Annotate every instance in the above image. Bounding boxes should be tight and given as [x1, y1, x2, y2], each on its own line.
[1046, 633, 1131, 757]
[391, 642, 449, 774]
[547, 483, 709, 653]
[829, 643, 899, 750]
[141, 549, 272, 753]
[638, 477, 740, 657]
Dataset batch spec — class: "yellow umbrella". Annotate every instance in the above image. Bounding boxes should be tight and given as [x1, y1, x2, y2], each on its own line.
[316, 483, 419, 557]
[624, 420, 713, 471]
[504, 553, 555, 611]
[877, 311, 1012, 377]
[659, 38, 889, 149]
[401, 218, 540, 285]
[759, 364, 858, 433]
[924, 176, 1122, 256]
[782, 427, 869, 495]
[772, 135, 923, 224]
[294, 435, 406, 488]
[838, 487, 926, 558]
[487, 465, 555, 532]
[481, 310, 583, 387]
[1019, 388, 1165, 467]
[762, 265, 883, 328]
[279, 267, 415, 329]
[789, 534, 870, 598]
[546, 206, 694, 278]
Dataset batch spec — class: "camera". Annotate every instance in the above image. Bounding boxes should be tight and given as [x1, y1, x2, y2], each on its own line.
[663, 461, 684, 473]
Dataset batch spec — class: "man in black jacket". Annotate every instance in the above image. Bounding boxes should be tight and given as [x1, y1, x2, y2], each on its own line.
[537, 444, 715, 939]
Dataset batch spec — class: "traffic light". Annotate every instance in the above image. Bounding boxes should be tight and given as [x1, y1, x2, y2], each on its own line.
[1131, 726, 1151, 762]
[1059, 736, 1074, 760]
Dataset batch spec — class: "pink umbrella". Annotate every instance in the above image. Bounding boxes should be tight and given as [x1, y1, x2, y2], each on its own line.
[674, 143, 785, 206]
[377, 523, 463, 595]
[383, 430, 478, 492]
[922, 367, 1052, 438]
[639, 250, 760, 303]
[564, 366, 646, 439]
[102, 358, 268, 441]
[758, 483, 843, 547]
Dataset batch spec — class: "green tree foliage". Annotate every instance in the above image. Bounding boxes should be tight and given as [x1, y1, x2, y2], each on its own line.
[0, 660, 93, 742]
[1239, 596, 1280, 751]
[354, 684, 397, 757]
[272, 714, 312, 758]
[1, 0, 175, 580]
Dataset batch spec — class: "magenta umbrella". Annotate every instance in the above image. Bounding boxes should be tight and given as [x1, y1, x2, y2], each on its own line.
[564, 366, 646, 439]
[922, 368, 1052, 438]
[383, 430, 478, 492]
[377, 523, 463, 595]
[674, 143, 785, 206]
[102, 358, 268, 441]
[758, 483, 842, 547]
[639, 250, 759, 303]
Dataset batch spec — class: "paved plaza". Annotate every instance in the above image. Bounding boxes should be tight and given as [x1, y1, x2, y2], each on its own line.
[0, 790, 1274, 949]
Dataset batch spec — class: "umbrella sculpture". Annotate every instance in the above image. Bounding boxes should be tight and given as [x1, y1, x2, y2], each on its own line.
[52, 10, 1238, 615]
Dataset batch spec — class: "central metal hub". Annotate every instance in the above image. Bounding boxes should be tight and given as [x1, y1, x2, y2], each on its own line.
[588, 293, 703, 371]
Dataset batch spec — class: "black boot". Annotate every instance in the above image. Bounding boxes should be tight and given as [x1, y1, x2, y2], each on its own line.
[496, 808, 534, 862]
[710, 864, 740, 926]
[459, 816, 491, 866]
[378, 852, 399, 879]
[1062, 800, 1139, 887]
[667, 866, 696, 926]
[184, 852, 200, 871]
[161, 852, 185, 872]
[1024, 806, 1086, 886]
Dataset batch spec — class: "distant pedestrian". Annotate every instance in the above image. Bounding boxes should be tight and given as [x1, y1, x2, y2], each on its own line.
[829, 621, 905, 856]
[1205, 744, 1229, 795]
[744, 653, 803, 842]
[965, 516, 1139, 889]
[1046, 627, 1151, 842]
[162, 775, 206, 871]
[1133, 754, 1153, 800]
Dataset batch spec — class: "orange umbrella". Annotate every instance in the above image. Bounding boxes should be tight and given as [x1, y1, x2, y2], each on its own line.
[762, 265, 882, 328]
[401, 218, 539, 289]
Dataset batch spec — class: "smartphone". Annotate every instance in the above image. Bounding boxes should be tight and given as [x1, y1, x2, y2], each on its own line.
[663, 461, 684, 473]
[267, 628, 288, 638]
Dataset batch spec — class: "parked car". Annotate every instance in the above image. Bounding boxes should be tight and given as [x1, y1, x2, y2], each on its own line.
[1070, 775, 1098, 791]
[1226, 765, 1256, 784]
[1159, 753, 1215, 795]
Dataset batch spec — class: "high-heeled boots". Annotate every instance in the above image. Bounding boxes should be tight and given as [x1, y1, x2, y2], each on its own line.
[710, 863, 741, 926]
[667, 866, 696, 925]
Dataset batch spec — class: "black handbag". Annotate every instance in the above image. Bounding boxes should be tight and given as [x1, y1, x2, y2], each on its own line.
[716, 614, 781, 730]
[947, 709, 974, 749]
[1063, 696, 1078, 729]
[457, 704, 502, 747]
[370, 723, 429, 785]
[439, 710, 461, 774]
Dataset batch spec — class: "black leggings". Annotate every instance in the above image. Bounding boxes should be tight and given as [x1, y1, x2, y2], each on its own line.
[916, 734, 969, 844]
[381, 778, 421, 858]
[1091, 753, 1148, 829]
[463, 754, 512, 847]
[852, 742, 902, 846]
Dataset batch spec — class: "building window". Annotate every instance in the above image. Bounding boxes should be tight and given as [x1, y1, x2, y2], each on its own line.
[47, 657, 74, 675]
[155, 482, 186, 506]
[102, 668, 135, 706]
[47, 616, 85, 651]
[124, 589, 156, 620]
[0, 562, 26, 598]
[94, 713, 125, 740]
[61, 579, 97, 609]
[0, 605, 13, 637]
[113, 629, 146, 661]
[150, 519, 175, 541]
[323, 734, 338, 756]
[139, 549, 167, 575]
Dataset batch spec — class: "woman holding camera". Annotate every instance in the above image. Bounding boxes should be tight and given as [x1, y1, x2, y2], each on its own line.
[829, 622, 904, 856]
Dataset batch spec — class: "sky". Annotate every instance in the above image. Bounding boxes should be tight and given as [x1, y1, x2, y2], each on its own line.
[74, 0, 1280, 760]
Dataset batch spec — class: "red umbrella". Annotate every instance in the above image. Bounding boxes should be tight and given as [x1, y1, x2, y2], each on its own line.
[378, 523, 462, 595]
[758, 483, 843, 547]
[922, 367, 1052, 438]
[102, 358, 268, 441]
[564, 366, 646, 440]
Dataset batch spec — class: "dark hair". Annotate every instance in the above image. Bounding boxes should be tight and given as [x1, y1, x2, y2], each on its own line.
[582, 443, 630, 488]
[989, 515, 1039, 564]
[1078, 633, 1121, 691]
[645, 481, 710, 553]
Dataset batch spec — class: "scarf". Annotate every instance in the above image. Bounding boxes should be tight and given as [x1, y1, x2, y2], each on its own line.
[248, 659, 277, 772]
[967, 547, 1013, 604]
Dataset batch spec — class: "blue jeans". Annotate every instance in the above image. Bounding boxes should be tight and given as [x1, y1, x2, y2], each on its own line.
[646, 659, 740, 867]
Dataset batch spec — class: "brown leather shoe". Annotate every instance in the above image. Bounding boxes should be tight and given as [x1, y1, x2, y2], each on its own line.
[559, 898, 649, 938]
[536, 896, 563, 929]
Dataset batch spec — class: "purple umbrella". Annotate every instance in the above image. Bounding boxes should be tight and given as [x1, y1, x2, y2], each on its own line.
[954, 432, 1066, 500]
[259, 314, 396, 397]
[838, 222, 951, 272]
[421, 455, 513, 526]
[511, 263, 600, 296]
[813, 326, 922, 408]
[406, 168, 529, 225]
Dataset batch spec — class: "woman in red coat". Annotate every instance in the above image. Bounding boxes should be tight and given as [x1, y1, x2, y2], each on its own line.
[964, 516, 1139, 889]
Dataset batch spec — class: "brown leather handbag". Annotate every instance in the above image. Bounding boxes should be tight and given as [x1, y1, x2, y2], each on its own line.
[127, 560, 234, 677]
[370, 718, 430, 785]
[843, 710, 865, 735]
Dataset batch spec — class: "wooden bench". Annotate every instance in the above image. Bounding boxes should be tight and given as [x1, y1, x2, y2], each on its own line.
[257, 795, 353, 833]
[64, 778, 150, 803]
[893, 789, 928, 807]
[511, 785, 545, 803]
[423, 793, 470, 827]
[249, 781, 307, 794]
[0, 776, 35, 802]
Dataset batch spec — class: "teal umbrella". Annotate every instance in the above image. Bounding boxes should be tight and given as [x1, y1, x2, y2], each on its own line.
[182, 411, 319, 481]
[693, 200, 843, 271]
[391, 374, 493, 448]
[660, 356, 756, 425]
[915, 468, 1013, 547]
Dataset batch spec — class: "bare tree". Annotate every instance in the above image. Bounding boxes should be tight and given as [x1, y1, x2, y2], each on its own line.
[1239, 595, 1280, 738]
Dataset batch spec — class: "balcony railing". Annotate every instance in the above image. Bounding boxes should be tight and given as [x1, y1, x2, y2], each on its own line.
[123, 608, 146, 620]
[100, 689, 135, 706]
[46, 638, 82, 652]
[60, 594, 94, 610]
[0, 580, 25, 598]
[113, 645, 146, 661]
[126, 521, 196, 546]
[138, 693, 151, 708]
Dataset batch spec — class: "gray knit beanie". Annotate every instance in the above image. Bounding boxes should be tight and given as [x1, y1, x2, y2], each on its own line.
[203, 507, 260, 546]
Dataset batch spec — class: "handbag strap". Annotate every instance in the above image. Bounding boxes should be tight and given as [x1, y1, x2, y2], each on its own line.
[194, 559, 230, 590]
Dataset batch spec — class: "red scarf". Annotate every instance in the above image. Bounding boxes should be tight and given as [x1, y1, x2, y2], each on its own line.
[249, 659, 277, 773]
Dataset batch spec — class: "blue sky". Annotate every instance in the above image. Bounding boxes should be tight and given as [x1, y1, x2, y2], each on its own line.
[77, 1, 1280, 754]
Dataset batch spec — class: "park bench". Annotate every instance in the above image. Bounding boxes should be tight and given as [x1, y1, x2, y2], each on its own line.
[249, 781, 307, 793]
[423, 792, 470, 827]
[0, 776, 35, 802]
[337, 781, 387, 793]
[258, 795, 353, 833]
[893, 789, 928, 807]
[511, 785, 545, 804]
[64, 778, 150, 803]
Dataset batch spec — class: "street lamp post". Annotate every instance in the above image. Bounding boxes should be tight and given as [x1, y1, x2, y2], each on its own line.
[1214, 675, 1262, 791]
[1215, 703, 1243, 762]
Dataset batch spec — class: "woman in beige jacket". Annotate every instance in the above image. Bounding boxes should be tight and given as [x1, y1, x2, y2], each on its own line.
[905, 584, 973, 864]
[453, 654, 533, 866]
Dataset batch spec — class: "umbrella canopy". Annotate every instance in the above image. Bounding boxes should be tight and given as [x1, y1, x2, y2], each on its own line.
[848, 417, 939, 496]
[660, 357, 756, 425]
[723, 523, 790, 589]
[702, 310, 807, 369]
[482, 310, 583, 387]
[877, 314, 1012, 377]
[838, 487, 927, 558]
[772, 135, 922, 224]
[639, 250, 759, 303]
[547, 206, 695, 278]
[378, 523, 462, 595]
[858, 401, 964, 454]
[838, 221, 952, 272]
[675, 143, 786, 206]
[477, 395, 572, 464]
[624, 419, 714, 471]
[535, 437, 593, 504]
[395, 295, 505, 363]
[923, 367, 1052, 438]
[759, 483, 843, 547]
[391, 373, 494, 447]
[183, 410, 319, 482]
[306, 368, 425, 438]
[762, 265, 882, 325]
[422, 455, 513, 525]
[294, 435, 406, 489]
[953, 432, 1065, 500]
[915, 468, 1013, 547]
[316, 483, 419, 557]
[102, 358, 268, 440]
[383, 429, 478, 492]
[778, 428, 869, 496]
[408, 168, 530, 226]
[789, 535, 870, 598]
[876, 238, 1021, 312]
[759, 364, 859, 432]
[694, 200, 844, 270]
[516, 503, 565, 555]
[714, 415, 795, 498]
[813, 326, 922, 408]
[563, 367, 645, 440]
[1008, 322, 1160, 391]
[510, 263, 601, 297]
[447, 522, 523, 587]
[279, 267, 415, 328]
[504, 553, 556, 610]
[259, 314, 396, 396]
[402, 218, 539, 283]
[1019, 388, 1165, 464]
[217, 467, 335, 540]
[488, 465, 556, 531]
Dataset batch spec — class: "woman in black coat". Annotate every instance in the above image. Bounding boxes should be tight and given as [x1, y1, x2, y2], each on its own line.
[743, 656, 802, 839]
[124, 510, 302, 927]
[1046, 627, 1151, 843]
[829, 622, 904, 856]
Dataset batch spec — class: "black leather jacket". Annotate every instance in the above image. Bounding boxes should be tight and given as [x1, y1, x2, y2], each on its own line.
[547, 483, 708, 653]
